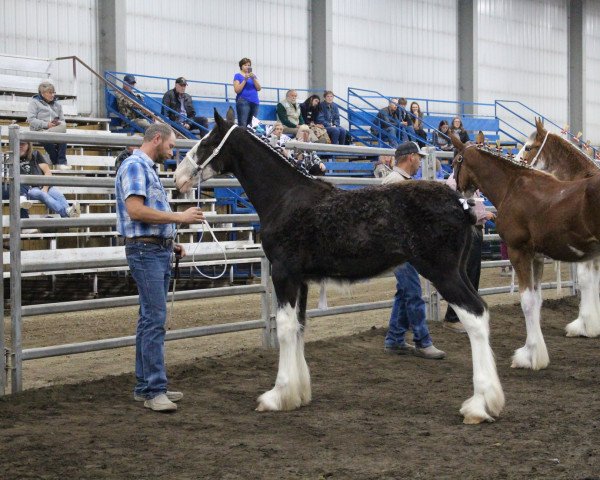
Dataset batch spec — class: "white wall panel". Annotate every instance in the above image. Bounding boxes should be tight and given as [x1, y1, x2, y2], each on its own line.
[332, 0, 458, 111]
[0, 0, 98, 114]
[476, 0, 568, 126]
[584, 0, 600, 145]
[125, 0, 309, 103]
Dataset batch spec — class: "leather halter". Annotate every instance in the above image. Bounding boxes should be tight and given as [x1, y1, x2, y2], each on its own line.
[183, 124, 238, 178]
[453, 144, 478, 190]
[528, 131, 550, 167]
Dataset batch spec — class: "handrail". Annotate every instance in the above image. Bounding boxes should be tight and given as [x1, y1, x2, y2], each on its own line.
[54, 56, 186, 139]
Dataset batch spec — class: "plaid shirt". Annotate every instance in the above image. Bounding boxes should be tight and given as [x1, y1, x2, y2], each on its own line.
[115, 149, 175, 239]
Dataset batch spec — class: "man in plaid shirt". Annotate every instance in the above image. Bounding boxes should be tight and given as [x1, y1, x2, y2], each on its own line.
[116, 123, 204, 412]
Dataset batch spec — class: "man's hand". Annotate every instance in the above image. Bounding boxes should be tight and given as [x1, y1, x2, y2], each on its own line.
[183, 123, 191, 129]
[42, 186, 50, 193]
[178, 207, 205, 224]
[173, 243, 186, 259]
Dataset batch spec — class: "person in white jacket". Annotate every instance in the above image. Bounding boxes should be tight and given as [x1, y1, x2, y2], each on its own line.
[27, 81, 70, 170]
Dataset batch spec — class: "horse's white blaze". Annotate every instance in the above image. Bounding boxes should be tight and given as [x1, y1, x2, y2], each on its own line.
[568, 245, 585, 257]
[512, 287, 549, 370]
[566, 261, 600, 337]
[257, 303, 309, 411]
[451, 305, 504, 424]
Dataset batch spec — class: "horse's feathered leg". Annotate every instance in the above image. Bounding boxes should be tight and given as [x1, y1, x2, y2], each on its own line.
[510, 250, 549, 370]
[256, 269, 307, 411]
[566, 259, 600, 337]
[411, 248, 504, 425]
[296, 282, 311, 405]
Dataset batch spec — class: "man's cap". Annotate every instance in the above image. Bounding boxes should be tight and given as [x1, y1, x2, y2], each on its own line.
[175, 77, 188, 86]
[123, 74, 136, 85]
[395, 141, 428, 157]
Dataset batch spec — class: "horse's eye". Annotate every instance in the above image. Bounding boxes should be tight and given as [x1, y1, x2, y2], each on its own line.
[524, 146, 532, 152]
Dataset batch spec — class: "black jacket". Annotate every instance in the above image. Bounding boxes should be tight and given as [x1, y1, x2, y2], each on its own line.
[161, 89, 196, 122]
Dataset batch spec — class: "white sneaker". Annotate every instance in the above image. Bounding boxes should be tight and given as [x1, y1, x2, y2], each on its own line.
[67, 202, 81, 218]
[22, 228, 39, 235]
[19, 196, 32, 210]
[134, 390, 183, 402]
[57, 164, 72, 170]
[144, 393, 177, 412]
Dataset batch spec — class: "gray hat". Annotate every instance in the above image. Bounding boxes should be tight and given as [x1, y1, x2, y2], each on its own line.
[395, 141, 427, 157]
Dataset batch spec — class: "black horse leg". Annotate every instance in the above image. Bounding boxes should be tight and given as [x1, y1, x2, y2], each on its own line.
[411, 252, 505, 424]
[256, 268, 310, 411]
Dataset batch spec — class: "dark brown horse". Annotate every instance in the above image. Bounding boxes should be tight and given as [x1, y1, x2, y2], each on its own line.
[451, 134, 600, 370]
[516, 118, 600, 339]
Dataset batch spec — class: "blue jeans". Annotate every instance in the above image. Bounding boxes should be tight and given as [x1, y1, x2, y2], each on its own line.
[26, 187, 70, 217]
[236, 97, 259, 127]
[385, 263, 432, 348]
[42, 143, 67, 165]
[381, 126, 399, 147]
[399, 125, 416, 142]
[326, 126, 347, 145]
[126, 242, 173, 399]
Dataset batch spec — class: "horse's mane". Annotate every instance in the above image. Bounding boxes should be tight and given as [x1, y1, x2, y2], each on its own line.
[242, 125, 320, 181]
[473, 144, 537, 171]
[546, 133, 600, 172]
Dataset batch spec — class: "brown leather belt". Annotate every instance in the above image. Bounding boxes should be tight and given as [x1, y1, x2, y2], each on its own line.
[125, 236, 173, 247]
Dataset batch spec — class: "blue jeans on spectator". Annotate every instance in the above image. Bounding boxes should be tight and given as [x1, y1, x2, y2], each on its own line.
[236, 98, 259, 127]
[2, 185, 28, 219]
[326, 126, 347, 145]
[42, 143, 67, 166]
[381, 126, 399, 147]
[384, 262, 433, 349]
[26, 187, 70, 217]
[399, 125, 416, 142]
[126, 242, 172, 399]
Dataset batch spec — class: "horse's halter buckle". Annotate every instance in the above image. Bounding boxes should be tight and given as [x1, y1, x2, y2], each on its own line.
[183, 124, 238, 178]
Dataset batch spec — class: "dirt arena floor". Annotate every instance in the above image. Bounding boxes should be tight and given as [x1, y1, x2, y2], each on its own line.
[2, 269, 600, 479]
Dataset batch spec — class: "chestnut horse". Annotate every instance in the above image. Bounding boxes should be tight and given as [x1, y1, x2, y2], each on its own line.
[451, 134, 600, 370]
[516, 118, 600, 338]
[173, 110, 505, 424]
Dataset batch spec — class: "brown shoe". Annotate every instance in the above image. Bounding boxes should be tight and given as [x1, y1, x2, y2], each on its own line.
[414, 345, 446, 360]
[443, 321, 467, 334]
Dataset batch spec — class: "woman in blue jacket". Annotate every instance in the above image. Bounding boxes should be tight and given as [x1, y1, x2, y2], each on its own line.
[316, 91, 347, 145]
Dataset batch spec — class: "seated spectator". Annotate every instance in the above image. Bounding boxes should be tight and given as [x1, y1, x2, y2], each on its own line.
[317, 90, 347, 145]
[373, 98, 400, 147]
[117, 75, 152, 132]
[300, 95, 330, 144]
[114, 146, 136, 172]
[19, 141, 80, 218]
[410, 101, 427, 147]
[374, 155, 393, 178]
[233, 58, 261, 127]
[397, 98, 416, 142]
[276, 89, 305, 137]
[161, 77, 209, 133]
[268, 122, 292, 157]
[294, 125, 326, 175]
[450, 116, 470, 143]
[432, 120, 453, 151]
[27, 81, 70, 170]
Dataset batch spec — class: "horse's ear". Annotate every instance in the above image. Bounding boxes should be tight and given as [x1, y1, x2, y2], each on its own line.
[214, 108, 227, 132]
[450, 133, 464, 150]
[225, 106, 235, 124]
[535, 117, 546, 137]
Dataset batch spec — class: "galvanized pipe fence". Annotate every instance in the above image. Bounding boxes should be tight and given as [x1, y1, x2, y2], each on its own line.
[0, 127, 576, 396]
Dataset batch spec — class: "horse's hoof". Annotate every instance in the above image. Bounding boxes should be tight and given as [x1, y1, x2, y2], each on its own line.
[460, 394, 496, 424]
[463, 413, 495, 425]
[565, 319, 587, 337]
[256, 390, 281, 412]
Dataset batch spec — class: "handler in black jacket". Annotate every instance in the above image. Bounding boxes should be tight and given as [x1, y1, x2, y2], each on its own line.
[161, 77, 208, 133]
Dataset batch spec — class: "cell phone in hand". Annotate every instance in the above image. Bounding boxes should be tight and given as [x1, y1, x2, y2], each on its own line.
[248, 67, 253, 73]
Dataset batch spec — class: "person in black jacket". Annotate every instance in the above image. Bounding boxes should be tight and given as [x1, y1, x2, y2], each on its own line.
[161, 77, 208, 133]
[450, 116, 470, 143]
